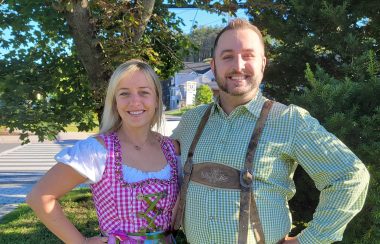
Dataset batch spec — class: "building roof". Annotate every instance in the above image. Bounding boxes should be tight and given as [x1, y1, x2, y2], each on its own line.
[179, 62, 211, 74]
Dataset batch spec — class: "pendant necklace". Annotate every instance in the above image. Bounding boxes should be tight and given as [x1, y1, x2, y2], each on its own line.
[129, 133, 150, 151]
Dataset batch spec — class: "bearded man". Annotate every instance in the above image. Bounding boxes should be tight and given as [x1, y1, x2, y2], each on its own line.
[171, 19, 369, 244]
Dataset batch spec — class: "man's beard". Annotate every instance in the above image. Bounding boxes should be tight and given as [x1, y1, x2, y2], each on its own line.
[214, 66, 257, 97]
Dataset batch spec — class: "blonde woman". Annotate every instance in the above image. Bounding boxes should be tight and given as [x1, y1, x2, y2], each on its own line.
[27, 59, 180, 244]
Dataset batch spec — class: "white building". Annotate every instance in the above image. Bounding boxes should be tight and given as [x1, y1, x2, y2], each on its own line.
[169, 62, 218, 110]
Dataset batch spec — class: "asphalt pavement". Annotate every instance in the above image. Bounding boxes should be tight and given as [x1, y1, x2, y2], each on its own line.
[0, 132, 93, 219]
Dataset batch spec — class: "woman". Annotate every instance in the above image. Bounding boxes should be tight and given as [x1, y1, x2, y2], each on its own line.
[27, 59, 180, 244]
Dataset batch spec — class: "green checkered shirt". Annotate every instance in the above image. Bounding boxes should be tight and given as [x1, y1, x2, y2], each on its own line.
[171, 92, 369, 244]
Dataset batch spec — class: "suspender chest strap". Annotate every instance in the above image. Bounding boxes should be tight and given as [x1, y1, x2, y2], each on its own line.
[173, 105, 213, 230]
[238, 100, 273, 244]
[174, 100, 274, 244]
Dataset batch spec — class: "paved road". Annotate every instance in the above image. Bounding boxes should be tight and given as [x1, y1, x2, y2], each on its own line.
[0, 118, 180, 219]
[0, 141, 78, 218]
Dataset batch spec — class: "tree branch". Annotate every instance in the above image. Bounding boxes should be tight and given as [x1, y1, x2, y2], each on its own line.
[60, 0, 109, 105]
[132, 0, 156, 42]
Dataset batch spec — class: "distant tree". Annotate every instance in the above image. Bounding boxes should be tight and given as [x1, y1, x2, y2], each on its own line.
[195, 84, 213, 105]
[246, 0, 379, 103]
[186, 26, 222, 62]
[290, 53, 380, 243]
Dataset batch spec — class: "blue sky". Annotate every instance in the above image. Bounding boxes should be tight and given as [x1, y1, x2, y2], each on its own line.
[169, 8, 249, 33]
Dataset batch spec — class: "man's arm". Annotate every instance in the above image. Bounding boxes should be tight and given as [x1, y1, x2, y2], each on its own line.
[292, 107, 370, 243]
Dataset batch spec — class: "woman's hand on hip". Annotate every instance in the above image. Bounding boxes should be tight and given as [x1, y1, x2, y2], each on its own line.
[84, 236, 108, 243]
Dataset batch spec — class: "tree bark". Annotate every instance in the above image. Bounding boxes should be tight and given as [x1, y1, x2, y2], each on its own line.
[61, 0, 108, 97]
[133, 0, 156, 42]
[53, 0, 156, 123]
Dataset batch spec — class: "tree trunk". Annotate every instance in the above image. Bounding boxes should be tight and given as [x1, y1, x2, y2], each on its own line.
[55, 0, 155, 112]
[133, 0, 156, 42]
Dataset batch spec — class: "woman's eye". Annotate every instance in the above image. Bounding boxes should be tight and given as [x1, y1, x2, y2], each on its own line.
[140, 91, 150, 95]
[120, 92, 129, 96]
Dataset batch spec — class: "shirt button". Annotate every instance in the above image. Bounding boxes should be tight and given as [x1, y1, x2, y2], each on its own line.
[210, 188, 215, 192]
[209, 216, 214, 220]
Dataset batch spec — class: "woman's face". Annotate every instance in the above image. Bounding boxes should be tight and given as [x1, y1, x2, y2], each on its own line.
[115, 70, 157, 130]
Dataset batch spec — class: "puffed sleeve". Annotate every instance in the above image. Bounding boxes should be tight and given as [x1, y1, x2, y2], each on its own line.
[55, 137, 108, 184]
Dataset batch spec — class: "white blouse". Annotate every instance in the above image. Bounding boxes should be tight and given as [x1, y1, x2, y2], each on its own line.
[55, 137, 172, 184]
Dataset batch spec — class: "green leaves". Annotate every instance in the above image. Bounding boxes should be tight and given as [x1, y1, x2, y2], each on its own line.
[195, 84, 213, 105]
[0, 1, 194, 142]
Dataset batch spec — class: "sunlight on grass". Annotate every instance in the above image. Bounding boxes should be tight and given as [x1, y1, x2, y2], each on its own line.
[165, 106, 194, 116]
[0, 188, 99, 244]
[64, 124, 99, 133]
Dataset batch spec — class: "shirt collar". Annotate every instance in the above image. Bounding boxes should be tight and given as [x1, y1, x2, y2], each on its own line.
[213, 91, 267, 118]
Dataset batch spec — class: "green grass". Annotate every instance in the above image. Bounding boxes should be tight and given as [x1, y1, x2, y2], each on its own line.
[0, 124, 99, 134]
[0, 188, 187, 243]
[0, 188, 99, 244]
[64, 123, 99, 133]
[165, 106, 194, 116]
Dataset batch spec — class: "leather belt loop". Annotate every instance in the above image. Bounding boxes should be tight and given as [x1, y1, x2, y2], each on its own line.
[174, 105, 213, 230]
[240, 169, 254, 189]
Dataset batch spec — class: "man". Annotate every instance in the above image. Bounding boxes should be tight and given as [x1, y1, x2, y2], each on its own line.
[171, 19, 369, 244]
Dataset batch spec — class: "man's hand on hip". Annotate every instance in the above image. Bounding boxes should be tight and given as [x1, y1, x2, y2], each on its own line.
[282, 236, 299, 244]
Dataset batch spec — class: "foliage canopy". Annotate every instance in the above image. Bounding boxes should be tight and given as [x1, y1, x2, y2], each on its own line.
[195, 84, 213, 105]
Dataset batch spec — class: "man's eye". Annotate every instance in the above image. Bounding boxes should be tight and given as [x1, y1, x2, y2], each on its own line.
[245, 54, 255, 59]
[222, 56, 233, 60]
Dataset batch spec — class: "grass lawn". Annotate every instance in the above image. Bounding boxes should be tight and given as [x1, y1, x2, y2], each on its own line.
[0, 124, 99, 135]
[165, 106, 194, 116]
[0, 188, 187, 243]
[64, 124, 99, 133]
[0, 188, 99, 244]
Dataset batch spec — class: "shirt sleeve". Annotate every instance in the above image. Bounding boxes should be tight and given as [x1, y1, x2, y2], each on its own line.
[55, 137, 108, 184]
[291, 106, 370, 243]
[170, 115, 185, 142]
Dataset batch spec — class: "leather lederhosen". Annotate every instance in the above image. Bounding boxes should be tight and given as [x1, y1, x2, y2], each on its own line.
[174, 100, 274, 244]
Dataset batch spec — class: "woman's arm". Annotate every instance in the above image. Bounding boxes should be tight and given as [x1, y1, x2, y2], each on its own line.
[172, 139, 180, 155]
[26, 163, 89, 244]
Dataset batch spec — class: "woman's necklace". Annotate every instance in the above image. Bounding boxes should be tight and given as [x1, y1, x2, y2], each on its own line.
[127, 133, 151, 151]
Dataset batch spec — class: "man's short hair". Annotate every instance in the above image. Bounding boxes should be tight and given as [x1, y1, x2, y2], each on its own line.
[213, 18, 265, 57]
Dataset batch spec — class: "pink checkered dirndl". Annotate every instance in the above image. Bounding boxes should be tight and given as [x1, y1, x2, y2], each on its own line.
[90, 133, 179, 243]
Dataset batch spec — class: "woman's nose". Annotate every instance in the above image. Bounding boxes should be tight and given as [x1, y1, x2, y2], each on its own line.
[128, 93, 141, 104]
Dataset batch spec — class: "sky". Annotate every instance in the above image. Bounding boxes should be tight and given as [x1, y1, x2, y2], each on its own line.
[169, 8, 249, 33]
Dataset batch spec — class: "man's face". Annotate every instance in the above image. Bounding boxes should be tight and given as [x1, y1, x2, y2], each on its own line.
[211, 28, 266, 98]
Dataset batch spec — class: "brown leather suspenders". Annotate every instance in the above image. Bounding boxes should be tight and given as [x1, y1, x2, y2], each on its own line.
[174, 100, 274, 244]
[174, 104, 213, 230]
[238, 100, 273, 244]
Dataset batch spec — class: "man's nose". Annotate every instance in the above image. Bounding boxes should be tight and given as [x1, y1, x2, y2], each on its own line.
[232, 55, 245, 71]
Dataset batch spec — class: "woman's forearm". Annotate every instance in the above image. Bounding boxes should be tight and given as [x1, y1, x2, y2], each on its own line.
[27, 192, 85, 244]
[26, 163, 88, 243]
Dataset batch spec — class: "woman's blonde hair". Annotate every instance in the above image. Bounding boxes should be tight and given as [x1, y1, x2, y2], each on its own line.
[99, 59, 163, 134]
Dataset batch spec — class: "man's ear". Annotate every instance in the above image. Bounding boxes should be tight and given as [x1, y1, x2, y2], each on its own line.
[211, 58, 216, 75]
[261, 56, 267, 73]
